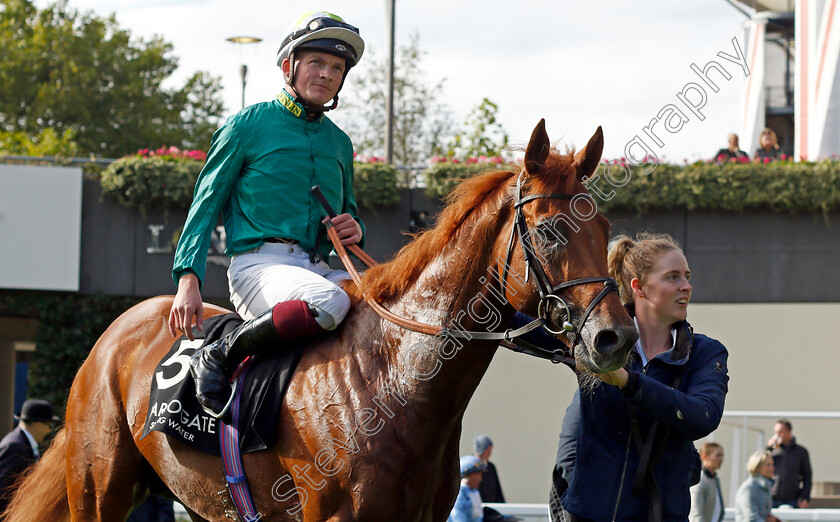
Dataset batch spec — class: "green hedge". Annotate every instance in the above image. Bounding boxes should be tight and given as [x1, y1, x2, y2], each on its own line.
[423, 160, 840, 216]
[99, 158, 401, 212]
[424, 161, 515, 199]
[100, 156, 202, 214]
[352, 162, 401, 210]
[0, 292, 140, 418]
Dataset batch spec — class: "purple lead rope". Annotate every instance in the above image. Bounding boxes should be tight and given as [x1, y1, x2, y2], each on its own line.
[219, 360, 262, 521]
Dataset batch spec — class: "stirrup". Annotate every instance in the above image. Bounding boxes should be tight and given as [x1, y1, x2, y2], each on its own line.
[202, 377, 241, 421]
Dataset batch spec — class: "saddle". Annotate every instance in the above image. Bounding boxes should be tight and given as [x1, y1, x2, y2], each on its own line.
[140, 313, 303, 455]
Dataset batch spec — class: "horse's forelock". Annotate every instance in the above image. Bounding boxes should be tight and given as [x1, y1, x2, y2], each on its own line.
[527, 147, 580, 195]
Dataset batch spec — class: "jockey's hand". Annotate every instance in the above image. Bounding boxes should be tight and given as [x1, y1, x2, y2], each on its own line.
[327, 213, 363, 245]
[596, 368, 629, 388]
[168, 273, 204, 340]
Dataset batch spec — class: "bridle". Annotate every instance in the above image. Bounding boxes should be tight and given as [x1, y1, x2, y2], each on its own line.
[315, 171, 620, 368]
[497, 171, 619, 347]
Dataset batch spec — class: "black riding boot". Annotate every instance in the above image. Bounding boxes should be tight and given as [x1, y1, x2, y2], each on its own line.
[189, 309, 279, 419]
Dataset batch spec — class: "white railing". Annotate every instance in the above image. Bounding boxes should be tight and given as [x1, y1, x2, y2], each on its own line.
[484, 504, 840, 522]
[174, 501, 840, 521]
[723, 507, 840, 521]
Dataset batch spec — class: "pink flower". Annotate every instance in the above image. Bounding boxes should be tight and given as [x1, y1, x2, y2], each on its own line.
[135, 146, 206, 161]
[452, 158, 461, 164]
[763, 157, 770, 164]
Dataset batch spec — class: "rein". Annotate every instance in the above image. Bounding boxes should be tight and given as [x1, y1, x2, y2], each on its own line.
[311, 179, 618, 370]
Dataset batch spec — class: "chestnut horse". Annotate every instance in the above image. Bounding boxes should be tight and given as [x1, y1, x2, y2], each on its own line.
[5, 120, 637, 521]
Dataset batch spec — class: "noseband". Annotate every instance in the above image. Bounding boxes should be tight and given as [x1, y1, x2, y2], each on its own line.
[499, 171, 619, 346]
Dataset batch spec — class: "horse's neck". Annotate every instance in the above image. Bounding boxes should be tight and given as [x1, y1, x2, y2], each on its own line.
[381, 247, 517, 419]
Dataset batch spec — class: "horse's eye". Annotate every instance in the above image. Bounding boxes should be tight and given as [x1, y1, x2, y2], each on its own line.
[527, 222, 566, 260]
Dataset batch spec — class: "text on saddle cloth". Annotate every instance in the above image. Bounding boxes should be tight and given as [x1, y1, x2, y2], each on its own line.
[140, 313, 303, 456]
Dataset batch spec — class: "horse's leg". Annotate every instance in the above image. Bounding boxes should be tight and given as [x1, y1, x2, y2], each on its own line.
[65, 357, 145, 520]
[66, 406, 144, 520]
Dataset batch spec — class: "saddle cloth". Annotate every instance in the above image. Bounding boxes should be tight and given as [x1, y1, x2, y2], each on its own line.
[140, 313, 303, 456]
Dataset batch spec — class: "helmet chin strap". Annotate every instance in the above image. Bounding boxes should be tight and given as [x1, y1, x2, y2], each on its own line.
[296, 90, 339, 115]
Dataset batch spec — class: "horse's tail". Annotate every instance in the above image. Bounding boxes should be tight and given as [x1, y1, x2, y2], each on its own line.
[3, 428, 70, 521]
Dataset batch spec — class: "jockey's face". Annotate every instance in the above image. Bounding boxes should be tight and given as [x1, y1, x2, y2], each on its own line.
[284, 50, 345, 106]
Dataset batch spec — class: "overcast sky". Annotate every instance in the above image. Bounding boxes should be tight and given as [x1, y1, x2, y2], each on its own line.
[46, 0, 751, 162]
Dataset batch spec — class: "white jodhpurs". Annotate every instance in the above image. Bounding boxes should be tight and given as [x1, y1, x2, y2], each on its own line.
[227, 242, 351, 329]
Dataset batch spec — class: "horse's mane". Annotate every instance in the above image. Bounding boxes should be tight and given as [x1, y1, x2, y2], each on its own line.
[348, 148, 580, 303]
[346, 168, 515, 303]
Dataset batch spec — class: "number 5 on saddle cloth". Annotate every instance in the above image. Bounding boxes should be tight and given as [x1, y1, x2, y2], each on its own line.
[141, 314, 304, 456]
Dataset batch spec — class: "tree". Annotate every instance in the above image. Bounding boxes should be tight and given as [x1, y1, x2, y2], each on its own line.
[0, 128, 79, 157]
[0, 0, 224, 157]
[335, 32, 455, 167]
[449, 98, 509, 159]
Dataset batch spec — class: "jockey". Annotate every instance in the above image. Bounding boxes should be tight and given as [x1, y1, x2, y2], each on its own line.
[168, 11, 366, 419]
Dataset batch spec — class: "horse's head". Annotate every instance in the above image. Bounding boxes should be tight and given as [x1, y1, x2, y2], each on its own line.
[499, 119, 637, 373]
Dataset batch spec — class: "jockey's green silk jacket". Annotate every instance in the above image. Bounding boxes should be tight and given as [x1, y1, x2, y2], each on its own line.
[172, 90, 365, 287]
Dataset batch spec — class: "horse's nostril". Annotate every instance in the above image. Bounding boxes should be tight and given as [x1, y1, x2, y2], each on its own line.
[594, 329, 620, 354]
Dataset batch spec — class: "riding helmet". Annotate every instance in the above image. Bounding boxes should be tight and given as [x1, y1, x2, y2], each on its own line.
[277, 12, 364, 70]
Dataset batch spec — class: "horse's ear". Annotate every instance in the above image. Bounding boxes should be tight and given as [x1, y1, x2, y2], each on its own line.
[575, 125, 604, 179]
[574, 126, 604, 180]
[525, 119, 551, 174]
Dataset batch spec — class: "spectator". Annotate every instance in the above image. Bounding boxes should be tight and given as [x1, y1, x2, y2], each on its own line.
[714, 133, 749, 162]
[474, 434, 505, 504]
[0, 399, 58, 515]
[449, 455, 486, 522]
[734, 450, 780, 522]
[555, 232, 729, 521]
[754, 128, 782, 162]
[690, 442, 726, 522]
[767, 418, 812, 508]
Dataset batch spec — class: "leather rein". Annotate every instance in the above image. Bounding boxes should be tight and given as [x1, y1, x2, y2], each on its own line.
[311, 174, 619, 370]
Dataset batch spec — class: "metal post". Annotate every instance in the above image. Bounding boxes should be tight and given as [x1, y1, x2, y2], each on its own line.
[240, 64, 248, 110]
[385, 0, 396, 164]
[226, 36, 262, 111]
